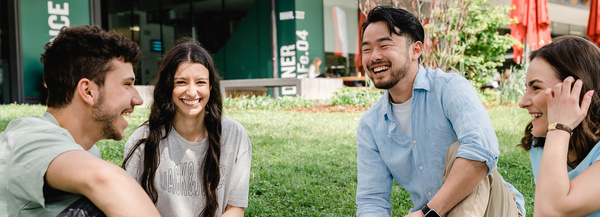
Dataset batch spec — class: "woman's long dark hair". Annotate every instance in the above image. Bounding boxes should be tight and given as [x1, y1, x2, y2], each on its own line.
[123, 39, 223, 217]
[518, 36, 600, 168]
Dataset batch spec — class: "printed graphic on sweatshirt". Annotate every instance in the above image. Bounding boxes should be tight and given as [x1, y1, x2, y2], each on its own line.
[159, 161, 228, 197]
[160, 161, 200, 197]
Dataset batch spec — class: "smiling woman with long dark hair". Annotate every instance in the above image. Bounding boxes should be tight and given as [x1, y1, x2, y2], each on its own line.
[122, 39, 252, 217]
[518, 35, 600, 217]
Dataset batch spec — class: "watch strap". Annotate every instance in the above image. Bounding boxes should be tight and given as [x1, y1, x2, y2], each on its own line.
[547, 122, 573, 135]
[421, 204, 441, 217]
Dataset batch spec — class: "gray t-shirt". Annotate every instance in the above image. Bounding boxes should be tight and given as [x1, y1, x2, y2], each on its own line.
[124, 117, 252, 217]
[0, 112, 101, 217]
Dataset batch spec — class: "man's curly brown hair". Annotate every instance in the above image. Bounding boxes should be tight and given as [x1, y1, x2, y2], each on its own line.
[40, 25, 140, 108]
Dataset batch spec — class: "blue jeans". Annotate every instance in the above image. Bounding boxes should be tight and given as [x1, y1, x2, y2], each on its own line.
[57, 196, 106, 217]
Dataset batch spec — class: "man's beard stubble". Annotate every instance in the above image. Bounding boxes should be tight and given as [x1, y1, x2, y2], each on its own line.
[370, 62, 410, 90]
[92, 91, 123, 141]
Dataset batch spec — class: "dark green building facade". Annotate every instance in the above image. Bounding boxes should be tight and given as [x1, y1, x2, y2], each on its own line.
[1, 0, 359, 103]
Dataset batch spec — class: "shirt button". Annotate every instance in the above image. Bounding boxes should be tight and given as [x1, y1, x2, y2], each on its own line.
[419, 166, 423, 170]
[388, 135, 391, 138]
[412, 140, 416, 144]
[428, 192, 432, 196]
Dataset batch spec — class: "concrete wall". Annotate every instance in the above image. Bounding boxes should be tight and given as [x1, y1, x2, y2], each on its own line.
[299, 78, 344, 101]
[134, 85, 155, 108]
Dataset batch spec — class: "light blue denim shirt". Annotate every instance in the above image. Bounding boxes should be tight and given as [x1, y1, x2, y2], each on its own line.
[531, 141, 600, 217]
[356, 65, 525, 216]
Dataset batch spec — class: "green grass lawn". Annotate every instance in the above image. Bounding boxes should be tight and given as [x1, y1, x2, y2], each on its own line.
[0, 103, 533, 216]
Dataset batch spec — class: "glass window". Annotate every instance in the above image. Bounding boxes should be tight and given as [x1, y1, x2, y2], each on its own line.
[323, 0, 359, 76]
[552, 22, 570, 35]
[192, 0, 252, 54]
[104, 0, 253, 84]
[105, 0, 146, 83]
[581, 0, 591, 6]
[569, 25, 586, 36]
[192, 0, 226, 54]
[551, 0, 591, 6]
[0, 0, 11, 103]
[550, 22, 587, 37]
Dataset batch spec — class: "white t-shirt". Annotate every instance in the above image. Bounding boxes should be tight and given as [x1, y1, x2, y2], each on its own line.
[124, 117, 252, 217]
[308, 65, 319, 78]
[391, 97, 412, 137]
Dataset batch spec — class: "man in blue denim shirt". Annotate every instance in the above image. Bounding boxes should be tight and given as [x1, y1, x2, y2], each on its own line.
[356, 7, 524, 217]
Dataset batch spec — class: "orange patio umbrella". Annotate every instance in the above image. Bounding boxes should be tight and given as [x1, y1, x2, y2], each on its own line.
[587, 0, 600, 46]
[510, 0, 552, 63]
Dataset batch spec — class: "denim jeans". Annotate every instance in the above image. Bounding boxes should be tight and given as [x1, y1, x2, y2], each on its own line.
[57, 196, 106, 217]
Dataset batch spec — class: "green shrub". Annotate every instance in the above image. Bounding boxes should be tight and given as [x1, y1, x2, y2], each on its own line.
[330, 87, 383, 107]
[477, 89, 500, 106]
[500, 65, 526, 104]
[358, 0, 517, 90]
[224, 95, 314, 110]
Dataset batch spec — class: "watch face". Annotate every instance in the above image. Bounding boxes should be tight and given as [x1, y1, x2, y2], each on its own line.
[424, 210, 441, 217]
[548, 122, 558, 130]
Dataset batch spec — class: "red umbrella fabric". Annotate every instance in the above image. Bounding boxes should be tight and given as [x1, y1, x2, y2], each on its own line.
[510, 0, 552, 63]
[355, 11, 367, 76]
[587, 0, 600, 46]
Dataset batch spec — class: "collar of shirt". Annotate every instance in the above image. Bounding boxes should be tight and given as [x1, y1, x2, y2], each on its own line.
[379, 65, 429, 123]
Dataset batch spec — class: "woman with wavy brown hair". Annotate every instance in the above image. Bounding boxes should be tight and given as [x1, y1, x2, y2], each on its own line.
[122, 40, 252, 217]
[518, 35, 600, 216]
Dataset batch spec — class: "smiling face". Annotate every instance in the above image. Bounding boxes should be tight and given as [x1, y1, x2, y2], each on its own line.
[92, 59, 143, 140]
[519, 57, 563, 137]
[172, 62, 211, 120]
[361, 21, 418, 90]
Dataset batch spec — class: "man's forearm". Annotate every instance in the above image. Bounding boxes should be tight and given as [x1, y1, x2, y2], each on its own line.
[46, 150, 160, 217]
[426, 157, 488, 215]
[85, 167, 161, 217]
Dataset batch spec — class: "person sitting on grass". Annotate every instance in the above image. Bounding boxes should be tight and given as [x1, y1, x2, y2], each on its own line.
[122, 40, 252, 217]
[0, 25, 160, 217]
[356, 6, 524, 217]
[518, 35, 600, 217]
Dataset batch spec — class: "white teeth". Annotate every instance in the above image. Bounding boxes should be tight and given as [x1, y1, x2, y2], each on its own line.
[373, 66, 389, 73]
[531, 114, 542, 118]
[182, 99, 199, 105]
